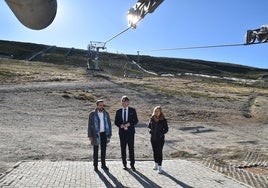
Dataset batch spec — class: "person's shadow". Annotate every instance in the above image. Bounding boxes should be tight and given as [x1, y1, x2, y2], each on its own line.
[162, 171, 193, 188]
[95, 170, 115, 187]
[103, 170, 129, 188]
[95, 170, 131, 188]
[95, 169, 193, 188]
[128, 169, 161, 188]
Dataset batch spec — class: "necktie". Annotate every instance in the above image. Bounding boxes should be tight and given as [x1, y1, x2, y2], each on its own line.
[123, 109, 127, 123]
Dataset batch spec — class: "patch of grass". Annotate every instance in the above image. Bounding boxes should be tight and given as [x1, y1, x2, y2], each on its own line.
[0, 58, 87, 83]
[57, 90, 96, 102]
[121, 80, 237, 101]
[170, 150, 197, 158]
[62, 94, 71, 99]
[143, 84, 213, 99]
[74, 93, 95, 101]
[0, 70, 20, 77]
[93, 74, 110, 80]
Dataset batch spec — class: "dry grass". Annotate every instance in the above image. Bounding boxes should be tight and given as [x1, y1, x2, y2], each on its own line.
[0, 59, 87, 83]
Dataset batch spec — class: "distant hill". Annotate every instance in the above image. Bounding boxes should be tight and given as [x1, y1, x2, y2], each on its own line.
[1, 40, 268, 80]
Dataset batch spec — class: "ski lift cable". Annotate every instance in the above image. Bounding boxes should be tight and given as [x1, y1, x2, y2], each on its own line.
[106, 41, 265, 56]
[104, 26, 132, 45]
[139, 43, 245, 53]
[103, 28, 266, 54]
[138, 41, 266, 53]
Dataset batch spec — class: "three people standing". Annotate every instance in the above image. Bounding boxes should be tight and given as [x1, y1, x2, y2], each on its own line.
[88, 100, 112, 171]
[88, 98, 168, 174]
[115, 96, 139, 171]
[148, 106, 169, 174]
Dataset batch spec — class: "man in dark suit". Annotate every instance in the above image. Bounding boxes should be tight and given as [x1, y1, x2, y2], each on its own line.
[115, 96, 138, 170]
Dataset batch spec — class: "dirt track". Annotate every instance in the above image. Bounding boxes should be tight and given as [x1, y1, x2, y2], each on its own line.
[1, 75, 268, 182]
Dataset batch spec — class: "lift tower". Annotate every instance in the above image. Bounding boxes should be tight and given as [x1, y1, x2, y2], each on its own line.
[87, 41, 106, 70]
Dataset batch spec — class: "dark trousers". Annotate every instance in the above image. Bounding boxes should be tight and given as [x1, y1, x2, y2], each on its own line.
[93, 132, 107, 167]
[119, 132, 135, 166]
[151, 138, 164, 166]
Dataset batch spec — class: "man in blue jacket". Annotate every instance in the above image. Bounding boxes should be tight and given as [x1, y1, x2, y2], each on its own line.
[88, 100, 112, 171]
[115, 96, 139, 171]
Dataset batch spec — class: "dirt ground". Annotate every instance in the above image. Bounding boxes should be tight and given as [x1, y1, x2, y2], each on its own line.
[0, 71, 268, 179]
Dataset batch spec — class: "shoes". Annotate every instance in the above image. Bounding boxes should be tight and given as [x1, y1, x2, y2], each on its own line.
[94, 166, 98, 172]
[101, 165, 109, 170]
[123, 164, 128, 170]
[153, 163, 158, 170]
[158, 166, 163, 174]
[131, 165, 136, 171]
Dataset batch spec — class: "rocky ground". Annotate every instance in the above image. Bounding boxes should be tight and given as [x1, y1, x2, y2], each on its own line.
[0, 63, 268, 186]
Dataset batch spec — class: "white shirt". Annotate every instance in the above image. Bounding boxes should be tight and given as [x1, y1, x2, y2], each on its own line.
[98, 111, 105, 133]
[122, 107, 128, 122]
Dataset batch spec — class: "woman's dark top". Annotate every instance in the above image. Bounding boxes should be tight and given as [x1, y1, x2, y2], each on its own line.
[148, 117, 168, 141]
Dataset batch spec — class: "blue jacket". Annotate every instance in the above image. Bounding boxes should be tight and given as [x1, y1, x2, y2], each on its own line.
[88, 109, 112, 146]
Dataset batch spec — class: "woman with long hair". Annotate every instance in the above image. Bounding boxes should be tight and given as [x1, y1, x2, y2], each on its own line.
[148, 106, 169, 174]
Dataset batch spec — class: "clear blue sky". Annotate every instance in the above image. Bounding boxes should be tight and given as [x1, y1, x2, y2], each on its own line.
[1, 0, 267, 69]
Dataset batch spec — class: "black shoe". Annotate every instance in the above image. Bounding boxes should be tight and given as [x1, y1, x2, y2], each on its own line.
[101, 166, 109, 170]
[123, 164, 128, 170]
[94, 166, 98, 172]
[131, 165, 136, 171]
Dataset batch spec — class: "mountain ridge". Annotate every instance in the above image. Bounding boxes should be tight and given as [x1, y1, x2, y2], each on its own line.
[1, 39, 268, 80]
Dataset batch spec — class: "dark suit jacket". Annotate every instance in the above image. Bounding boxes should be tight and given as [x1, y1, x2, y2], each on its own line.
[115, 107, 138, 134]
